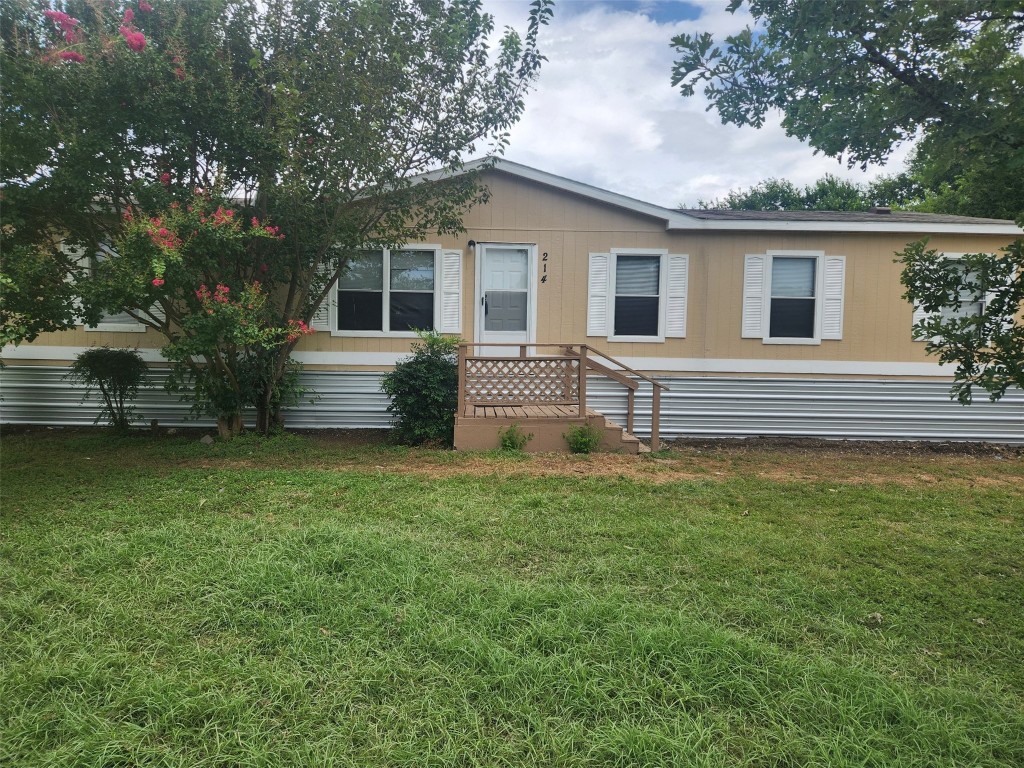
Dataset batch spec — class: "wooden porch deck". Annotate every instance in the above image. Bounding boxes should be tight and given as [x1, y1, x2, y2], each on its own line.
[462, 404, 592, 420]
[454, 343, 668, 454]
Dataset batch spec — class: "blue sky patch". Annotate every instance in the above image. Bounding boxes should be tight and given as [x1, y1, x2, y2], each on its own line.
[561, 1, 704, 25]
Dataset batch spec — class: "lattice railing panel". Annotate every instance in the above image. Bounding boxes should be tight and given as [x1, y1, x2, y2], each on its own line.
[464, 357, 580, 404]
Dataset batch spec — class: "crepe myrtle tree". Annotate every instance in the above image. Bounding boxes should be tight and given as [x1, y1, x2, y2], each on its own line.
[1, 0, 553, 435]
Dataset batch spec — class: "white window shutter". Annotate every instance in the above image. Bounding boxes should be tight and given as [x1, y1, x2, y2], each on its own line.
[587, 253, 611, 337]
[665, 254, 688, 338]
[820, 255, 845, 340]
[60, 243, 87, 324]
[741, 254, 766, 338]
[439, 249, 462, 334]
[310, 297, 331, 332]
[310, 263, 332, 332]
[146, 303, 166, 326]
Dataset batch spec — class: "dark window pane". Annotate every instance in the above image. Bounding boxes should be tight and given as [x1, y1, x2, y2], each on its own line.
[614, 296, 659, 336]
[769, 298, 815, 338]
[390, 291, 434, 332]
[484, 290, 528, 332]
[338, 290, 383, 331]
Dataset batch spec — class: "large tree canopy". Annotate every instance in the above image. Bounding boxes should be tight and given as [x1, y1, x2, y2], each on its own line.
[697, 174, 879, 211]
[673, 1, 1024, 404]
[1, 0, 552, 432]
[671, 0, 1024, 173]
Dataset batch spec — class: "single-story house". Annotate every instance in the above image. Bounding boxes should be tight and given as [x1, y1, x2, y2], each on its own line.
[3, 159, 1022, 443]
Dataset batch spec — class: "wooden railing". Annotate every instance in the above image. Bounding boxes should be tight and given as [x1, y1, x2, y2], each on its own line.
[457, 343, 669, 450]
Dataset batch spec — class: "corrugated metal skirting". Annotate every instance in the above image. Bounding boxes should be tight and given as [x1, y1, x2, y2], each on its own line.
[1, 366, 1021, 443]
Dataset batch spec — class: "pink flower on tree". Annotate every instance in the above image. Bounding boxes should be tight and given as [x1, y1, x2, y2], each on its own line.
[285, 319, 313, 343]
[58, 51, 86, 63]
[152, 277, 165, 286]
[119, 26, 146, 52]
[159, 172, 171, 186]
[139, 2, 154, 11]
[43, 9, 82, 45]
[122, 8, 135, 24]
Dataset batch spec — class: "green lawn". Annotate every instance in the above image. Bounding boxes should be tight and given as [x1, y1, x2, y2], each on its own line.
[2, 432, 1022, 767]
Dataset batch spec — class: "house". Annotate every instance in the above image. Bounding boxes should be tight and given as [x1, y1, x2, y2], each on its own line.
[2, 159, 1022, 444]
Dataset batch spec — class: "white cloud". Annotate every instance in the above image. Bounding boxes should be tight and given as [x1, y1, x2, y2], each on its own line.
[482, 0, 913, 207]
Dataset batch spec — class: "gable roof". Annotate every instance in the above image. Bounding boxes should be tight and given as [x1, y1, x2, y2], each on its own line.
[440, 158, 1023, 236]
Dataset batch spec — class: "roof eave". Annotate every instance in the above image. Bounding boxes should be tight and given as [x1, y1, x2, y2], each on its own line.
[418, 159, 1023, 237]
[667, 219, 1024, 235]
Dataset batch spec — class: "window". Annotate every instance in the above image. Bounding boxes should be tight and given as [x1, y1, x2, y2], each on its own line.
[336, 247, 439, 335]
[768, 256, 816, 339]
[912, 255, 988, 341]
[614, 254, 661, 337]
[742, 251, 845, 344]
[587, 250, 688, 341]
[86, 243, 147, 332]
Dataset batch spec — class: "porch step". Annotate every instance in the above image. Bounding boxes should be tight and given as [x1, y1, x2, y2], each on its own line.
[455, 408, 645, 454]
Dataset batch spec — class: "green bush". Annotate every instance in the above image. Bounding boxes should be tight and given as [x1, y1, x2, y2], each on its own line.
[564, 422, 603, 454]
[498, 422, 533, 451]
[381, 331, 460, 446]
[68, 347, 148, 432]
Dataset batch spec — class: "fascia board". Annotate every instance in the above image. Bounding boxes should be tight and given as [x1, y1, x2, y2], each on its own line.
[669, 219, 1024, 235]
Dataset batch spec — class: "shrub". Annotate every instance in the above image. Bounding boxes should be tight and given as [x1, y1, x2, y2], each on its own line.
[381, 331, 460, 446]
[498, 422, 533, 451]
[68, 347, 148, 432]
[564, 422, 603, 454]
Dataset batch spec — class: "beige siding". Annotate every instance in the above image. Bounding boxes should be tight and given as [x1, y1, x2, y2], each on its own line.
[8, 168, 1019, 377]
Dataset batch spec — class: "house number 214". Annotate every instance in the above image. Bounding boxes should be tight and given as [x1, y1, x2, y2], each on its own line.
[541, 252, 548, 283]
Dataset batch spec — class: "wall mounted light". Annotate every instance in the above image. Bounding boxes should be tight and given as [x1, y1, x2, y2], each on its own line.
[467, 239, 477, 250]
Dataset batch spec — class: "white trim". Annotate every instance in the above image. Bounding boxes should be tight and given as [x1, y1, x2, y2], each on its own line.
[617, 358, 950, 376]
[758, 250, 842, 346]
[86, 321, 146, 333]
[330, 244, 442, 337]
[2, 345, 166, 362]
[0, 343, 957, 377]
[474, 242, 538, 345]
[420, 159, 1024, 235]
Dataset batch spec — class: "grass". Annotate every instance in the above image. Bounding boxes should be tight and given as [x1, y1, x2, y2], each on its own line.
[1, 431, 1022, 766]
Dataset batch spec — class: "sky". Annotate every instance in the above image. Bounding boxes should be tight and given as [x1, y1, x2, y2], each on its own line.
[481, 0, 914, 208]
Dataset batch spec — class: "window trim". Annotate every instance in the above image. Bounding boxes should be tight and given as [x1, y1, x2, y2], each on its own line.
[330, 244, 442, 338]
[761, 250, 827, 346]
[608, 248, 668, 343]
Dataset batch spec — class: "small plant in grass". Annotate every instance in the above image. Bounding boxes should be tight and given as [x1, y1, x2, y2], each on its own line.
[381, 330, 460, 446]
[498, 422, 533, 451]
[564, 422, 602, 454]
[68, 347, 148, 432]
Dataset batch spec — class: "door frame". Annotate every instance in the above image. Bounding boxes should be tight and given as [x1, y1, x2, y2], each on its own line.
[474, 242, 538, 345]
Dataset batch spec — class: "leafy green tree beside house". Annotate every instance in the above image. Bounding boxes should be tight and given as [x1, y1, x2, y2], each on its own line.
[0, 0, 552, 434]
[672, 0, 1024, 403]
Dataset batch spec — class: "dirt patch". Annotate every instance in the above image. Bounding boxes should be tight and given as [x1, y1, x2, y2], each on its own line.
[7, 425, 1022, 488]
[668, 436, 1024, 458]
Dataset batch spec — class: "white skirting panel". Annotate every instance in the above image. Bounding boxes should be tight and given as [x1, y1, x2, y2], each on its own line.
[1, 366, 1021, 443]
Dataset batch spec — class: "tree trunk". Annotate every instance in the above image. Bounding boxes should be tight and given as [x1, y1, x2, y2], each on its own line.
[217, 413, 243, 439]
[254, 384, 275, 435]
